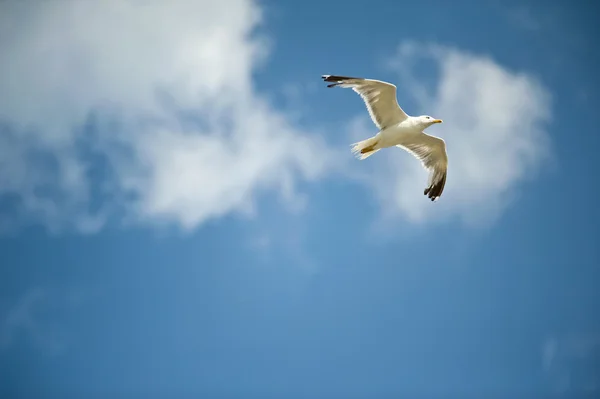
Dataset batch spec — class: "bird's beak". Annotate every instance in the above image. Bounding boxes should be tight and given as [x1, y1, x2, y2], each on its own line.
[432, 119, 443, 124]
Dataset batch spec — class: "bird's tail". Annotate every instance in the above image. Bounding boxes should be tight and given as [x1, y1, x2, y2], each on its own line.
[351, 136, 381, 160]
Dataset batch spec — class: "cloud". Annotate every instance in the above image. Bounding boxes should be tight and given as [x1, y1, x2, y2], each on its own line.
[541, 333, 600, 393]
[496, 2, 560, 34]
[0, 288, 68, 356]
[0, 0, 339, 233]
[351, 41, 553, 227]
[503, 5, 544, 32]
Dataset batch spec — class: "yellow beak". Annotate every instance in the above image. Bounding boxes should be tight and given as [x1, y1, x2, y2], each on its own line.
[432, 119, 443, 124]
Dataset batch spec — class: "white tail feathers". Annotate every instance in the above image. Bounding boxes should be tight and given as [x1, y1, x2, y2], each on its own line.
[350, 136, 380, 160]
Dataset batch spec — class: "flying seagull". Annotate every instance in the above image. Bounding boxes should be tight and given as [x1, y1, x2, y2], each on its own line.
[322, 75, 448, 201]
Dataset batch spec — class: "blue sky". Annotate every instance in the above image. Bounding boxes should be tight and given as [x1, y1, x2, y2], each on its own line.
[1, 0, 599, 398]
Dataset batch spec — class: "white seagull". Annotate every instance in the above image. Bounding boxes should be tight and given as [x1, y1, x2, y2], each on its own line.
[322, 74, 448, 201]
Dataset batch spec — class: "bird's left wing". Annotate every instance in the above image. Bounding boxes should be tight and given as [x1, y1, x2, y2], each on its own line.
[396, 133, 448, 201]
[322, 75, 409, 130]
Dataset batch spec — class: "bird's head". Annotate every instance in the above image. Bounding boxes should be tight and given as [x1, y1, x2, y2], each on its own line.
[419, 115, 443, 128]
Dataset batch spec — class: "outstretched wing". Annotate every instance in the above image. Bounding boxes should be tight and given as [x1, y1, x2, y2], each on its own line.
[396, 133, 448, 201]
[322, 75, 409, 130]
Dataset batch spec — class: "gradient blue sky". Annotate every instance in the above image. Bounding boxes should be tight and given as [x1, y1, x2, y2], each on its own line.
[1, 0, 599, 398]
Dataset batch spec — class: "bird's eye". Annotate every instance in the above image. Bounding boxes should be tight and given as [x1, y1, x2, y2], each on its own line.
[426, 116, 431, 119]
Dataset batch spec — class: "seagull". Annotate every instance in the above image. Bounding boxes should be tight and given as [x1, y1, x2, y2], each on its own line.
[322, 75, 448, 201]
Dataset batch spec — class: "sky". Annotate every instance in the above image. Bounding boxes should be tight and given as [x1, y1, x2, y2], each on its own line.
[0, 0, 599, 397]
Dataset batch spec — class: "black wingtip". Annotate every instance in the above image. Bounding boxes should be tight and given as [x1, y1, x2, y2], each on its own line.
[424, 173, 447, 202]
[322, 75, 359, 88]
[322, 75, 337, 87]
[322, 75, 359, 82]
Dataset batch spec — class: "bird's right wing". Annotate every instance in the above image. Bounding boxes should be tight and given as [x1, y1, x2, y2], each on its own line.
[396, 133, 448, 201]
[322, 75, 409, 130]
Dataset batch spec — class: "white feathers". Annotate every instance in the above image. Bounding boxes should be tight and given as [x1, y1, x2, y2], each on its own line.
[322, 75, 408, 129]
[350, 136, 381, 160]
[323, 75, 449, 201]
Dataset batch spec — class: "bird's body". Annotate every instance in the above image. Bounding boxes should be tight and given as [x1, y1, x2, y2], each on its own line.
[351, 117, 428, 158]
[322, 75, 448, 201]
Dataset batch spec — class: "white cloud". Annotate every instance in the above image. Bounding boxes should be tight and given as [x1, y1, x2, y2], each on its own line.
[351, 41, 553, 227]
[0, 3, 554, 233]
[0, 0, 339, 233]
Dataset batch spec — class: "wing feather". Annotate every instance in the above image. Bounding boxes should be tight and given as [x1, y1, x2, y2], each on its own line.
[396, 133, 448, 201]
[322, 75, 409, 129]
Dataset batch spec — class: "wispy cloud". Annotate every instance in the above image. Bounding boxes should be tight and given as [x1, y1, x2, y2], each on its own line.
[348, 40, 553, 228]
[0, 288, 67, 356]
[496, 2, 559, 34]
[541, 333, 600, 393]
[0, 0, 341, 233]
[504, 5, 545, 32]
